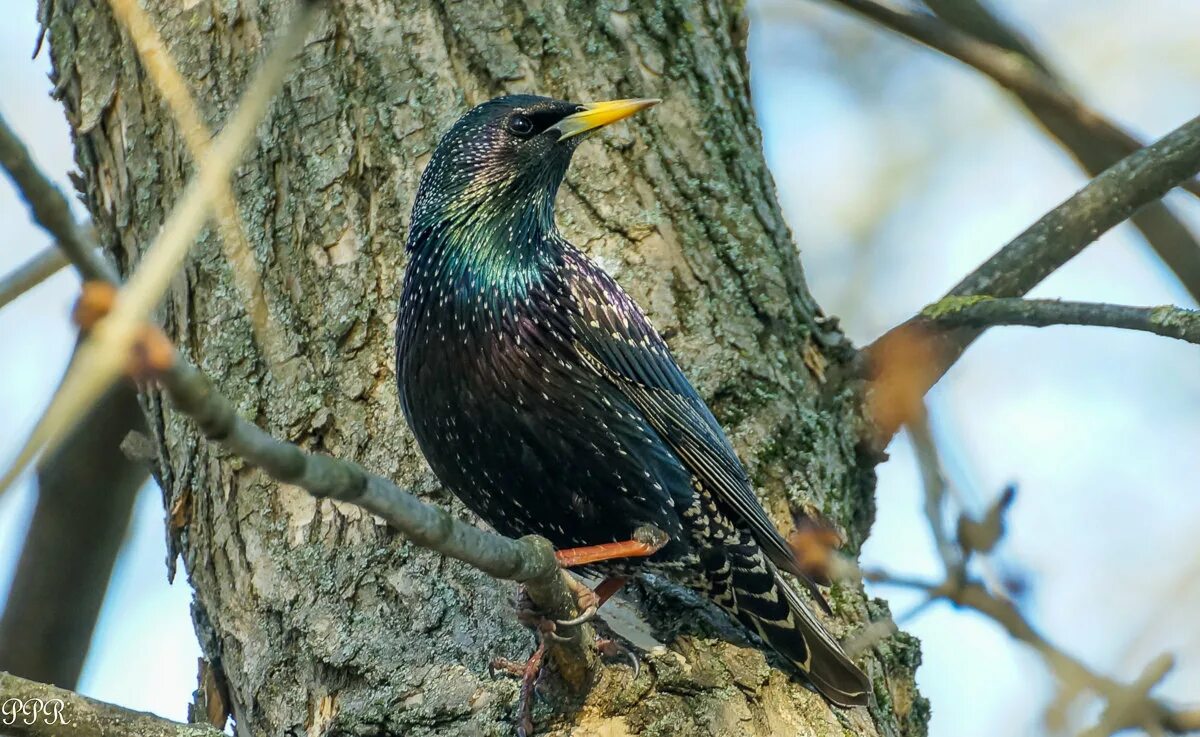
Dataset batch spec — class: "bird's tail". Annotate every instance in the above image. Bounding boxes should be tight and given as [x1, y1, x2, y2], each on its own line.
[703, 541, 871, 707]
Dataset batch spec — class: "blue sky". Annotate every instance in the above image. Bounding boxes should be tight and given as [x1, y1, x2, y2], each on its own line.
[2, 2, 1199, 735]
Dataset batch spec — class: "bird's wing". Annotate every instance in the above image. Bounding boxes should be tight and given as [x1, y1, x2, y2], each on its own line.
[560, 249, 816, 587]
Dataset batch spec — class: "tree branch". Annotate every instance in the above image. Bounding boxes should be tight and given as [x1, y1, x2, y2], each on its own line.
[948, 116, 1200, 298]
[157, 352, 596, 685]
[862, 113, 1200, 446]
[920, 297, 1200, 345]
[0, 671, 221, 737]
[0, 113, 115, 284]
[822, 0, 1200, 202]
[0, 0, 323, 498]
[866, 569, 1200, 736]
[863, 488, 1200, 736]
[0, 383, 147, 689]
[107, 0, 290, 372]
[0, 246, 69, 309]
[822, 0, 1200, 304]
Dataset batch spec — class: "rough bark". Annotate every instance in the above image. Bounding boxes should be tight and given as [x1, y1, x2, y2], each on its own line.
[42, 1, 924, 735]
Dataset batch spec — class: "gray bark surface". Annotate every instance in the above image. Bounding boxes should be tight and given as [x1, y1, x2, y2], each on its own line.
[43, 1, 925, 734]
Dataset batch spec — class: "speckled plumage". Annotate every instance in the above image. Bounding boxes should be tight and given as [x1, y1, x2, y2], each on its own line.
[395, 95, 869, 706]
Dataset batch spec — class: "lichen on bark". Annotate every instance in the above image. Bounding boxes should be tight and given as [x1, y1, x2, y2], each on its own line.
[43, 0, 926, 734]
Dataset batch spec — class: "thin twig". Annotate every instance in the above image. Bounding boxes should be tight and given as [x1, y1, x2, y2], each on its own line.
[907, 408, 958, 571]
[911, 0, 1200, 303]
[867, 570, 1198, 736]
[822, 0, 1200, 202]
[822, 0, 1200, 305]
[0, 2, 321, 496]
[107, 0, 289, 370]
[920, 297, 1200, 346]
[862, 113, 1200, 447]
[0, 246, 70, 309]
[0, 113, 115, 283]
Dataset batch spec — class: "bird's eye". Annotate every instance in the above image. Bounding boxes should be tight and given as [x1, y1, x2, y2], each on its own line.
[507, 114, 534, 137]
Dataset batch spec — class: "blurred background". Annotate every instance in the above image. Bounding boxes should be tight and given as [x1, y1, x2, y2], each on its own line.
[1, 1, 1197, 735]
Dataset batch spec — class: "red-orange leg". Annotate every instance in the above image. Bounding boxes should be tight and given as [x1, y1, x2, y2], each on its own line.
[553, 524, 669, 568]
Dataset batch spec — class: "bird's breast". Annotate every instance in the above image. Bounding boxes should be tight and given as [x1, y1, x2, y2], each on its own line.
[397, 270, 578, 437]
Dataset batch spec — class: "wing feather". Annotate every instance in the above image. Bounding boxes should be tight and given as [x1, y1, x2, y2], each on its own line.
[560, 248, 815, 587]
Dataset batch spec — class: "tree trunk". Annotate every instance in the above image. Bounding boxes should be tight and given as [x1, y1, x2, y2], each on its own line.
[43, 1, 925, 734]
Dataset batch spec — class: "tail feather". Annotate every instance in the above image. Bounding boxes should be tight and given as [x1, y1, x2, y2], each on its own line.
[708, 542, 871, 707]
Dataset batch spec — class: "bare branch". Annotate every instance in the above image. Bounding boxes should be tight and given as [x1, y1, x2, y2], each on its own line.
[869, 570, 1200, 736]
[0, 113, 115, 284]
[157, 353, 596, 682]
[107, 0, 289, 370]
[0, 1, 322, 497]
[922, 0, 1200, 304]
[907, 409, 958, 571]
[0, 384, 147, 688]
[0, 246, 69, 309]
[861, 471, 1200, 737]
[822, 0, 1200, 304]
[947, 115, 1200, 305]
[1166, 711, 1200, 734]
[822, 0, 1200, 202]
[920, 297, 1200, 346]
[0, 671, 221, 737]
[862, 113, 1200, 446]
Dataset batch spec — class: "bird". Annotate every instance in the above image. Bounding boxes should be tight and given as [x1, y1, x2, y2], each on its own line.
[395, 93, 870, 707]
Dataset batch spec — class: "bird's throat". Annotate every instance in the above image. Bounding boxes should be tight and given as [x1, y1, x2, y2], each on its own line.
[409, 189, 560, 297]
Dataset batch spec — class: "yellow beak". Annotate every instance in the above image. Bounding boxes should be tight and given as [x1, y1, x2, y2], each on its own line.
[552, 98, 660, 141]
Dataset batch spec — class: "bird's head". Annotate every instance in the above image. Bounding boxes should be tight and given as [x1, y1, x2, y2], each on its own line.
[409, 94, 658, 241]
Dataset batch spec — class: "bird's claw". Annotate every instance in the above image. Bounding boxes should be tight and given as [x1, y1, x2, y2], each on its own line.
[488, 657, 525, 679]
[539, 621, 576, 643]
[554, 575, 600, 628]
[488, 640, 546, 737]
[596, 637, 640, 679]
[555, 602, 597, 628]
[517, 580, 596, 637]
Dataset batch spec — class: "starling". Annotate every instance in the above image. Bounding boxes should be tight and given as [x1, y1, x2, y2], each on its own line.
[396, 94, 870, 707]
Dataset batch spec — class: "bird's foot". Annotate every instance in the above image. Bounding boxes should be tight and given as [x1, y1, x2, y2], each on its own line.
[554, 576, 599, 627]
[488, 640, 545, 737]
[553, 525, 669, 568]
[515, 576, 600, 632]
[596, 637, 639, 679]
[489, 633, 640, 736]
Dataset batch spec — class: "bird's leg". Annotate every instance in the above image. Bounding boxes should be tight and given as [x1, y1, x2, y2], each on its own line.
[551, 524, 667, 628]
[553, 524, 670, 568]
[506, 576, 641, 678]
[593, 575, 629, 607]
[553, 572, 634, 627]
[488, 640, 545, 737]
[490, 593, 559, 737]
[550, 575, 602, 628]
[582, 575, 642, 676]
[490, 526, 668, 732]
[507, 576, 594, 641]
